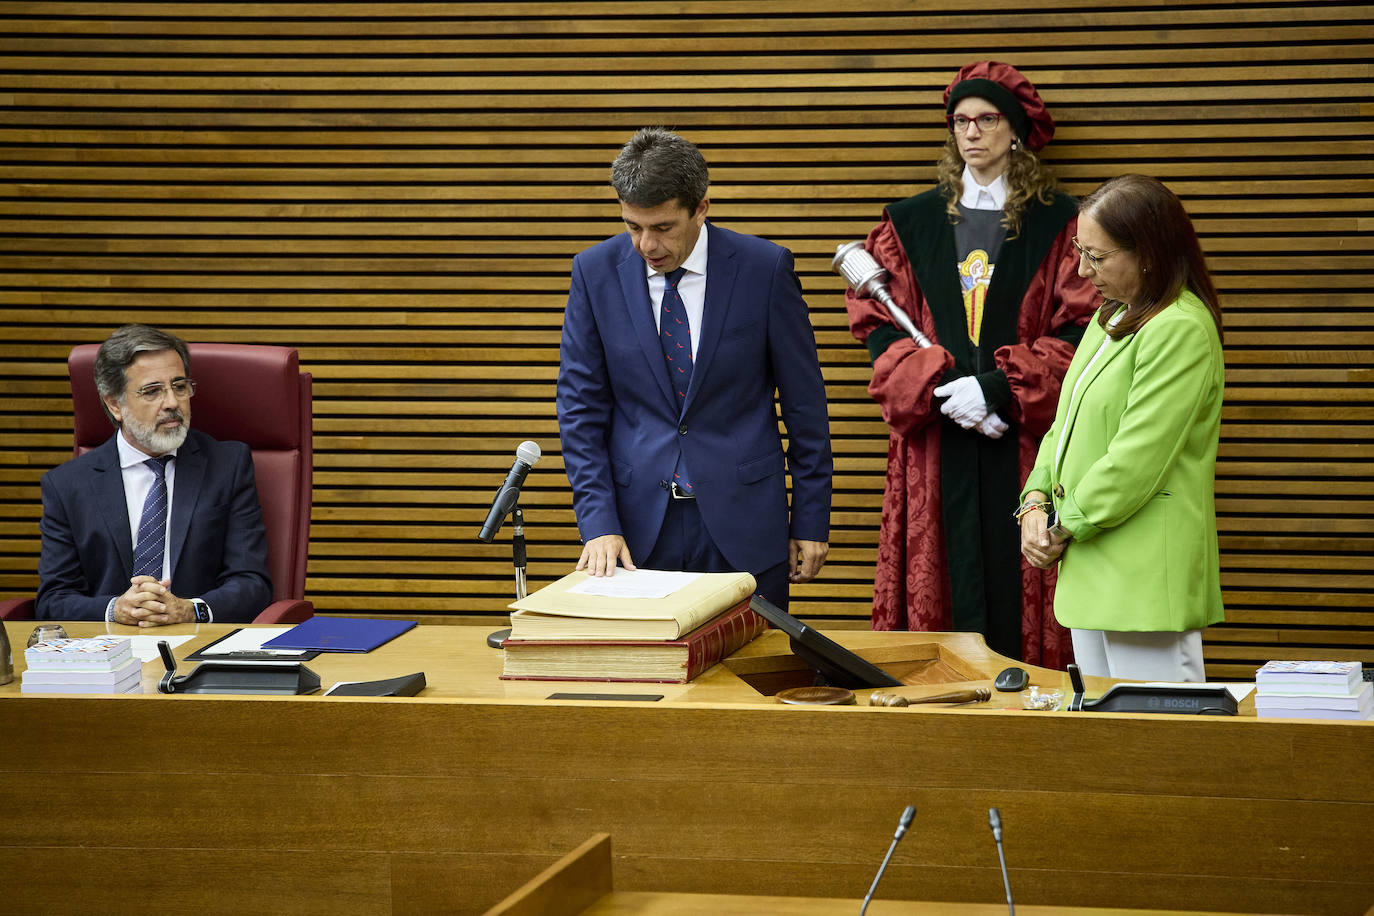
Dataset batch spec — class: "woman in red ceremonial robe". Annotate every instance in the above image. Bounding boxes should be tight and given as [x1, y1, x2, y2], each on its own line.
[845, 61, 1098, 667]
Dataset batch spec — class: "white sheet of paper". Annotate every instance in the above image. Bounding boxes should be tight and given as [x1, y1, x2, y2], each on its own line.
[125, 634, 193, 663]
[1144, 681, 1256, 701]
[195, 627, 297, 655]
[567, 568, 703, 599]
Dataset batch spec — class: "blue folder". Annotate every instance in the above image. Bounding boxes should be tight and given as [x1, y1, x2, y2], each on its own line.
[261, 617, 417, 653]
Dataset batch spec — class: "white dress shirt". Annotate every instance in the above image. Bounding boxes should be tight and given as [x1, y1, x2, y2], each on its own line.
[645, 225, 709, 360]
[960, 165, 1008, 212]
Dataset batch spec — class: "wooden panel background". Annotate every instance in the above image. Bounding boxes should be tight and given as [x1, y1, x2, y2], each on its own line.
[0, 1, 1370, 679]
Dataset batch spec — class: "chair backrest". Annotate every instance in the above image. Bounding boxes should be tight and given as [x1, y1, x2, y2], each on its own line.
[68, 343, 313, 603]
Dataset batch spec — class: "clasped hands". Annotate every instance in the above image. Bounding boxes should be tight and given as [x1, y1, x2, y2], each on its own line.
[1019, 495, 1069, 569]
[932, 376, 1008, 439]
[112, 576, 195, 627]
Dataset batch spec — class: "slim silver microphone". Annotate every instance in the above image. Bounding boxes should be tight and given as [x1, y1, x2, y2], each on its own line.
[989, 807, 1014, 915]
[860, 804, 915, 915]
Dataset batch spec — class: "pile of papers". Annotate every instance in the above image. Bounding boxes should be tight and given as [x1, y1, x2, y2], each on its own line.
[1254, 660, 1371, 720]
[22, 636, 143, 694]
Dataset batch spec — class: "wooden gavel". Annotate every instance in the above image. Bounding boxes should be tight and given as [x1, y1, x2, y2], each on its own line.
[869, 687, 991, 707]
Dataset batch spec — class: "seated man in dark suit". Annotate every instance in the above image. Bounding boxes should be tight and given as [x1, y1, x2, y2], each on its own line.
[36, 324, 273, 625]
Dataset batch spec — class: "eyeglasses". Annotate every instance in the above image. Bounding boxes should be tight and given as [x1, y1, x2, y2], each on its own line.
[947, 113, 1004, 133]
[1071, 237, 1123, 271]
[131, 379, 196, 402]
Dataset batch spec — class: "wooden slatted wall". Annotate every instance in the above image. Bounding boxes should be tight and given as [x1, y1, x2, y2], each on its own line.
[1, 1, 1370, 679]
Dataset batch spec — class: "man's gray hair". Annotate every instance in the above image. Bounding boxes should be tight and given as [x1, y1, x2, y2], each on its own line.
[610, 127, 709, 213]
[93, 324, 192, 425]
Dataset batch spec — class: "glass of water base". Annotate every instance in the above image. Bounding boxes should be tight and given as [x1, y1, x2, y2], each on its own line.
[27, 623, 69, 648]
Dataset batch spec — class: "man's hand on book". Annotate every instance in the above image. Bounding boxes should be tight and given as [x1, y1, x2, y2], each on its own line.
[788, 539, 829, 583]
[577, 534, 637, 577]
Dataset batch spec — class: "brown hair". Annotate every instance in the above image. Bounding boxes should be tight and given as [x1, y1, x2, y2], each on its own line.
[935, 134, 1058, 238]
[1079, 174, 1223, 341]
[94, 324, 192, 426]
[610, 127, 709, 213]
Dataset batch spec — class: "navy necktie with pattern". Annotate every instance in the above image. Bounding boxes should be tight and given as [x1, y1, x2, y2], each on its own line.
[659, 267, 693, 403]
[132, 455, 172, 579]
[658, 268, 695, 495]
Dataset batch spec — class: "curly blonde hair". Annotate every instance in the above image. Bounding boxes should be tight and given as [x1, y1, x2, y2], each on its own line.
[935, 134, 1059, 238]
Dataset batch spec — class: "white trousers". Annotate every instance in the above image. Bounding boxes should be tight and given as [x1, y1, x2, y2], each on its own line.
[1070, 628, 1206, 682]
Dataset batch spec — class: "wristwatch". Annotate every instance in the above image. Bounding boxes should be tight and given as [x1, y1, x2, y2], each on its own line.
[189, 598, 211, 624]
[1045, 510, 1071, 541]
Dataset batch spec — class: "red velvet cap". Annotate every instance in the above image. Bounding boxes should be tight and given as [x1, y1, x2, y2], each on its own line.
[944, 61, 1055, 152]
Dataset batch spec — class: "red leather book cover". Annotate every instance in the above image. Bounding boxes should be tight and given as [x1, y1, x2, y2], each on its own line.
[499, 599, 764, 683]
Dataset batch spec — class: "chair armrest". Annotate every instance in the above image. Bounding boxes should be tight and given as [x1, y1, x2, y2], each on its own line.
[252, 599, 314, 625]
[0, 597, 36, 621]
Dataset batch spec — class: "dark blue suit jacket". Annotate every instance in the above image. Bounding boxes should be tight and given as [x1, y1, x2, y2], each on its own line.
[556, 222, 832, 575]
[35, 428, 273, 622]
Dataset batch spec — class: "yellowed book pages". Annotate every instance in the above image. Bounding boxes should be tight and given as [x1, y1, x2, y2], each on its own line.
[508, 569, 756, 640]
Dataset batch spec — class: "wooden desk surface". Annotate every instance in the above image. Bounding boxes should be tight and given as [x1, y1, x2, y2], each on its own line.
[0, 620, 1103, 708]
[2, 620, 1371, 916]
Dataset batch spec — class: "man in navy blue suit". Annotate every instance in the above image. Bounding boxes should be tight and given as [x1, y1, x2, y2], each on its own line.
[36, 324, 272, 625]
[557, 128, 832, 610]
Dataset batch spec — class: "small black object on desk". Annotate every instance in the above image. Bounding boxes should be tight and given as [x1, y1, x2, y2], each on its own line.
[993, 666, 1029, 692]
[324, 672, 426, 697]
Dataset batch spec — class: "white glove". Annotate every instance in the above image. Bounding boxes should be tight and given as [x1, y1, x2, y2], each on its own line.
[976, 412, 1009, 439]
[932, 376, 988, 427]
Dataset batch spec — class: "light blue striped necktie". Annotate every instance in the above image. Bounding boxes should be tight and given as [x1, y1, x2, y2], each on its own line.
[132, 455, 172, 579]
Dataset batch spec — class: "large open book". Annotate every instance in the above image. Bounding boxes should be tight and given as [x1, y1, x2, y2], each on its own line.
[501, 598, 764, 683]
[507, 569, 756, 641]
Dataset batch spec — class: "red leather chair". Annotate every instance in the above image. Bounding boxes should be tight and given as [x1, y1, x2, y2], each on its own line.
[0, 343, 314, 624]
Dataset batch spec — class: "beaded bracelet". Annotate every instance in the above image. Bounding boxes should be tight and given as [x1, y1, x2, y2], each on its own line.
[1012, 500, 1051, 523]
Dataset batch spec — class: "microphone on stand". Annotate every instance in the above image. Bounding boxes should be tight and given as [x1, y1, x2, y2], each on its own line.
[478, 440, 541, 542]
[860, 804, 915, 916]
[478, 441, 541, 649]
[988, 807, 1014, 915]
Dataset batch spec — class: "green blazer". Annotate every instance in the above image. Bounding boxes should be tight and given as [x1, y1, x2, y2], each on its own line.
[1022, 289, 1224, 633]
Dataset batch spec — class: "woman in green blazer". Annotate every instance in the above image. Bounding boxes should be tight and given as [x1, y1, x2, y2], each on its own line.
[1018, 175, 1225, 681]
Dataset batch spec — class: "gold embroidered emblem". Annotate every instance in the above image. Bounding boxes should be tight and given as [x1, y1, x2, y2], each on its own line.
[959, 249, 994, 344]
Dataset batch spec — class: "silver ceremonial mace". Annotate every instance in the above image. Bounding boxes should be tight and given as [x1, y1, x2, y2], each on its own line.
[832, 240, 932, 349]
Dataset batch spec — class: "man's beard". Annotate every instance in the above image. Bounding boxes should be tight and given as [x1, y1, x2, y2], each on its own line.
[122, 407, 188, 454]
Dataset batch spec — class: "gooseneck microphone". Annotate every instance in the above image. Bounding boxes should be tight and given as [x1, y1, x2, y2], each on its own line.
[989, 807, 1014, 915]
[860, 804, 915, 916]
[478, 441, 541, 542]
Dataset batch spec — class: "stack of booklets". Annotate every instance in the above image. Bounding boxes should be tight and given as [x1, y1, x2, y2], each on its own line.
[22, 636, 142, 694]
[500, 569, 764, 683]
[1254, 660, 1371, 720]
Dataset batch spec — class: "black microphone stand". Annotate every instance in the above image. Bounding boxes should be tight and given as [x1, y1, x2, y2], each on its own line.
[511, 505, 528, 603]
[485, 504, 528, 649]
